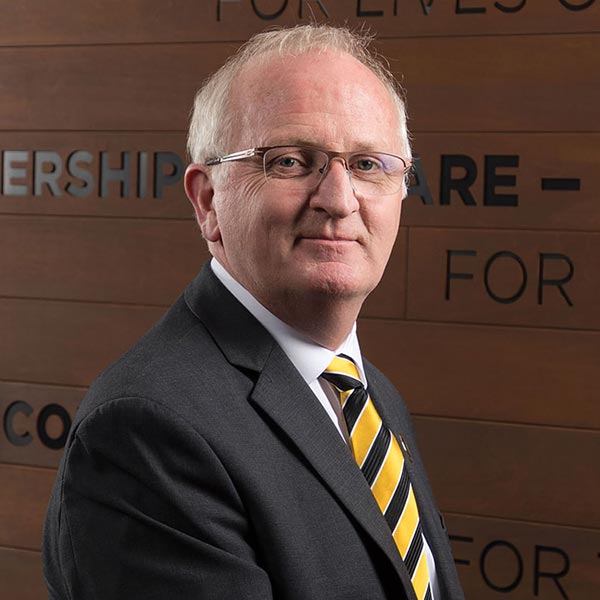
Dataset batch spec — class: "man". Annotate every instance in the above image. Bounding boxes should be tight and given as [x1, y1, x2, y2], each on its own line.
[43, 25, 464, 600]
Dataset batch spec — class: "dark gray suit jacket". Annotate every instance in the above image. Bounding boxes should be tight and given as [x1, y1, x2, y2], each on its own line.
[43, 263, 464, 600]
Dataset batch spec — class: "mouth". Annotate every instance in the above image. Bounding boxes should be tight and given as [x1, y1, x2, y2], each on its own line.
[297, 237, 357, 248]
[299, 233, 357, 243]
[295, 235, 359, 255]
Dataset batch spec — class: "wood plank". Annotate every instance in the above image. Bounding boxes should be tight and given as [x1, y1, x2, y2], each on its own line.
[383, 34, 600, 133]
[0, 35, 598, 132]
[0, 464, 55, 550]
[0, 43, 235, 131]
[403, 133, 600, 232]
[0, 215, 208, 305]
[0, 382, 83, 468]
[412, 416, 600, 529]
[1, 300, 597, 429]
[405, 228, 600, 330]
[0, 0, 598, 46]
[0, 299, 164, 387]
[359, 319, 600, 429]
[0, 254, 403, 386]
[0, 132, 190, 218]
[0, 547, 46, 600]
[445, 513, 600, 599]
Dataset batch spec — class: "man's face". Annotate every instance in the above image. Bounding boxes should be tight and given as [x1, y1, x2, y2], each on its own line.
[196, 50, 407, 326]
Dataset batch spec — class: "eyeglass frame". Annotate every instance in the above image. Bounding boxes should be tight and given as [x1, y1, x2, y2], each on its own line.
[204, 145, 414, 195]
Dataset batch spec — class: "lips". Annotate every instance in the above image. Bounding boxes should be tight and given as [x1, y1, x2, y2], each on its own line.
[299, 232, 357, 242]
[303, 236, 354, 242]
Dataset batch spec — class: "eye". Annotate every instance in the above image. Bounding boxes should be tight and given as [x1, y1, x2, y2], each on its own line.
[356, 159, 376, 171]
[275, 155, 301, 169]
[264, 147, 314, 178]
[350, 155, 384, 175]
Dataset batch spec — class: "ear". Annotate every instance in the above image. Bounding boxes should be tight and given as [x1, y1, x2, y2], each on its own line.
[184, 163, 220, 242]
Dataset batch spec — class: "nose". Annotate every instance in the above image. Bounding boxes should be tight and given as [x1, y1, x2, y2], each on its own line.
[309, 157, 360, 217]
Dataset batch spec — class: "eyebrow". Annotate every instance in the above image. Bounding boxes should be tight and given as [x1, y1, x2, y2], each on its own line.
[264, 138, 383, 152]
[264, 138, 319, 148]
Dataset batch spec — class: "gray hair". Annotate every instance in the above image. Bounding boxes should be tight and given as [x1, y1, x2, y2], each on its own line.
[187, 24, 410, 164]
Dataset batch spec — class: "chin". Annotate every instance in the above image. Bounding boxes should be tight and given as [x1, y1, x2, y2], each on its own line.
[297, 265, 375, 300]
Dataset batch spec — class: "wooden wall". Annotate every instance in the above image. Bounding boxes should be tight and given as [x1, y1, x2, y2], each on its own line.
[1, 2, 599, 598]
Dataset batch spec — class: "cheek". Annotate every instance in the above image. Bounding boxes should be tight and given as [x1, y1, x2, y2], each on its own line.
[215, 174, 267, 237]
[227, 175, 300, 241]
[364, 202, 402, 257]
[236, 172, 269, 198]
[385, 207, 402, 244]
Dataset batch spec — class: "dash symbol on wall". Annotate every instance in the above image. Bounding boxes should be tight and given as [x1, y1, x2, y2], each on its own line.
[540, 177, 581, 191]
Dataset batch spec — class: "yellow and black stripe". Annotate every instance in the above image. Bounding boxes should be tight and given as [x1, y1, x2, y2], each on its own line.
[323, 354, 432, 600]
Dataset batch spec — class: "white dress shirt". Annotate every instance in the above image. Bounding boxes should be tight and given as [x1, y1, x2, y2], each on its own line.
[210, 258, 439, 598]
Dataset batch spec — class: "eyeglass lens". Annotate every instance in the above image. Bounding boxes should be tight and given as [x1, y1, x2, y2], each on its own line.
[262, 147, 407, 196]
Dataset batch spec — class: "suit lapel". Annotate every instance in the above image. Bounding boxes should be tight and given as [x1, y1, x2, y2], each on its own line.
[367, 366, 462, 600]
[251, 349, 417, 597]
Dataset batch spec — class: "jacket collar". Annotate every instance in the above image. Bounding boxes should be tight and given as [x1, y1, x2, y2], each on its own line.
[184, 262, 276, 373]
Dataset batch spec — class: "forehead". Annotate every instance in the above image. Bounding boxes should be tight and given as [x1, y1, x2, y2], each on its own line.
[228, 50, 403, 153]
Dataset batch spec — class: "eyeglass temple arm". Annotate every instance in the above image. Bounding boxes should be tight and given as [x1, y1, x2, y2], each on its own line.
[205, 148, 259, 166]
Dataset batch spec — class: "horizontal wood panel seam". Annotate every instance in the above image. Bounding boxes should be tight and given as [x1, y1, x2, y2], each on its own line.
[401, 318, 599, 335]
[0, 378, 87, 390]
[0, 378, 90, 388]
[1, 129, 598, 134]
[2, 128, 600, 134]
[378, 31, 600, 41]
[0, 40, 238, 51]
[1, 543, 41, 553]
[402, 225, 600, 234]
[413, 414, 600, 435]
[0, 544, 41, 554]
[0, 128, 187, 133]
[361, 315, 600, 335]
[404, 226, 600, 236]
[410, 128, 600, 134]
[0, 214, 194, 223]
[0, 295, 171, 308]
[0, 127, 190, 133]
[410, 129, 600, 134]
[444, 510, 600, 535]
[0, 461, 58, 470]
[0, 463, 56, 474]
[0, 30, 597, 51]
[1, 462, 58, 472]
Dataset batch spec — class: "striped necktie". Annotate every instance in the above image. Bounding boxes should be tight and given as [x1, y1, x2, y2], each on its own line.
[322, 354, 432, 600]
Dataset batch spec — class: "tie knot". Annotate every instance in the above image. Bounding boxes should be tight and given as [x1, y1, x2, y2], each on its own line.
[322, 354, 364, 392]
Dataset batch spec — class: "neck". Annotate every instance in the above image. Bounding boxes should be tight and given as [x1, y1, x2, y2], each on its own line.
[210, 255, 364, 349]
[264, 292, 362, 350]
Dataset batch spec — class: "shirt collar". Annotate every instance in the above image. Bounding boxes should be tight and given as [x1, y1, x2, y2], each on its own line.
[210, 258, 367, 386]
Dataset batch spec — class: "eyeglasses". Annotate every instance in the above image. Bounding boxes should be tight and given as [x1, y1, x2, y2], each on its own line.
[205, 145, 412, 197]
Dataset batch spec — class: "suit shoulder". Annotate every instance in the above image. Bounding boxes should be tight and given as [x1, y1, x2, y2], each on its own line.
[77, 294, 238, 423]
